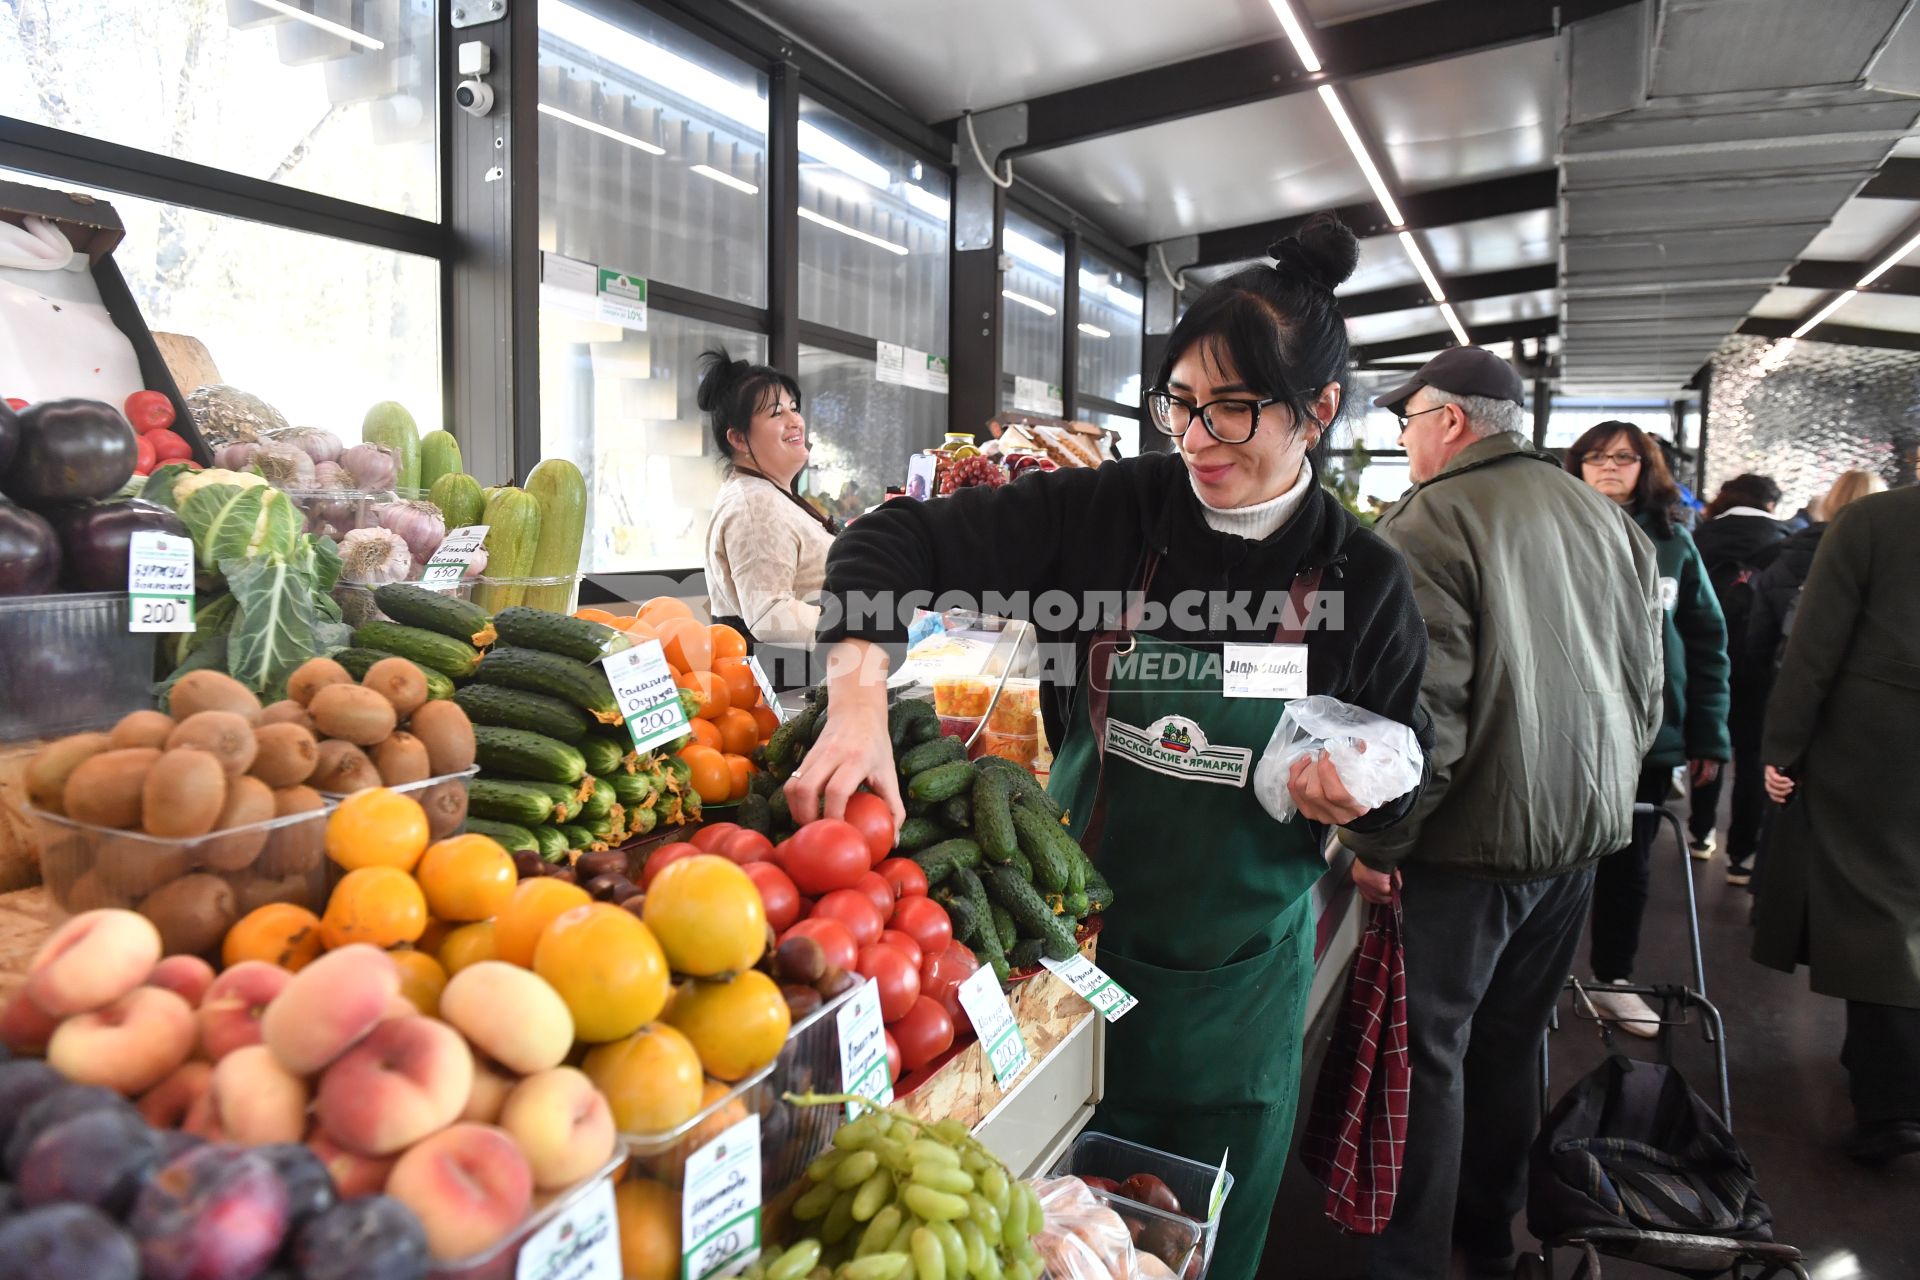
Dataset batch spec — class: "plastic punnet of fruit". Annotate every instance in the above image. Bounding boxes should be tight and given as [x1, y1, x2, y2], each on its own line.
[938, 456, 1007, 495]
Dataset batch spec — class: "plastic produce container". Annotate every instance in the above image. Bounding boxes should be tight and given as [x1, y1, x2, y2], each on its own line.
[428, 1152, 625, 1280]
[1050, 1132, 1234, 1280]
[281, 487, 392, 542]
[469, 573, 581, 616]
[319, 766, 477, 841]
[0, 593, 159, 744]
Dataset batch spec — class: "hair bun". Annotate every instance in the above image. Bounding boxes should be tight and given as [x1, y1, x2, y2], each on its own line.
[695, 346, 750, 414]
[1267, 212, 1359, 292]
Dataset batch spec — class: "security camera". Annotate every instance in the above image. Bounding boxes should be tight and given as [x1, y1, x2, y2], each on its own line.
[456, 78, 494, 117]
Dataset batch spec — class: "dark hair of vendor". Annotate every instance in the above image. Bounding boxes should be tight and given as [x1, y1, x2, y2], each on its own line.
[697, 346, 802, 475]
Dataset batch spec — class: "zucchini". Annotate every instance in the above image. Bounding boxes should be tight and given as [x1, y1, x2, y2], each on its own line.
[350, 621, 481, 679]
[473, 646, 621, 724]
[558, 823, 594, 851]
[530, 824, 570, 862]
[580, 775, 619, 823]
[473, 725, 587, 785]
[462, 817, 538, 853]
[987, 865, 1079, 962]
[473, 487, 543, 612]
[420, 430, 463, 493]
[1012, 806, 1072, 894]
[908, 761, 974, 804]
[990, 903, 1018, 953]
[331, 648, 455, 701]
[972, 767, 1017, 864]
[372, 583, 497, 648]
[523, 458, 588, 613]
[454, 685, 593, 743]
[577, 734, 633, 777]
[468, 778, 556, 826]
[430, 471, 485, 533]
[362, 401, 420, 492]
[911, 838, 982, 885]
[897, 816, 946, 853]
[898, 735, 964, 777]
[493, 607, 624, 664]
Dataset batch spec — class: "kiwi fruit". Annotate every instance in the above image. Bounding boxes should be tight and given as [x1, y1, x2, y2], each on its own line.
[227, 871, 315, 917]
[286, 657, 354, 707]
[407, 701, 476, 775]
[371, 732, 432, 787]
[165, 711, 259, 776]
[250, 723, 319, 788]
[195, 775, 277, 873]
[362, 657, 429, 718]
[62, 869, 133, 914]
[259, 700, 317, 732]
[309, 685, 398, 747]
[63, 747, 163, 829]
[142, 749, 228, 839]
[139, 874, 238, 957]
[167, 670, 262, 724]
[311, 740, 380, 794]
[109, 710, 176, 751]
[94, 831, 193, 899]
[26, 732, 112, 814]
[259, 785, 326, 877]
[417, 777, 470, 840]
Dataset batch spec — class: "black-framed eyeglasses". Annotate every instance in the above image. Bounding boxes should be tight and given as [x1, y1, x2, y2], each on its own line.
[1144, 391, 1281, 444]
[1581, 449, 1643, 468]
[1395, 404, 1448, 430]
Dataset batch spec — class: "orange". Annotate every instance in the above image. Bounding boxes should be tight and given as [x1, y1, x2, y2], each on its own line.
[708, 624, 748, 663]
[321, 866, 428, 950]
[674, 670, 729, 721]
[679, 748, 732, 805]
[493, 878, 591, 968]
[686, 719, 723, 752]
[714, 659, 760, 710]
[325, 788, 430, 873]
[533, 903, 672, 1043]
[391, 949, 449, 1017]
[438, 919, 497, 975]
[574, 607, 620, 626]
[714, 707, 759, 756]
[415, 833, 517, 922]
[642, 854, 767, 976]
[223, 903, 324, 972]
[663, 970, 792, 1082]
[614, 1177, 682, 1280]
[637, 596, 695, 628]
[750, 704, 780, 741]
[725, 754, 753, 801]
[584, 1023, 705, 1134]
[657, 617, 712, 675]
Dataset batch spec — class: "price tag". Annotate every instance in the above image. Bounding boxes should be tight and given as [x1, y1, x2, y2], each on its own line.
[836, 979, 894, 1120]
[1221, 643, 1309, 700]
[957, 965, 1030, 1089]
[603, 640, 691, 753]
[746, 656, 786, 723]
[1038, 953, 1138, 1022]
[127, 531, 195, 633]
[515, 1175, 620, 1280]
[418, 525, 489, 588]
[597, 269, 648, 331]
[1207, 1149, 1230, 1225]
[681, 1114, 761, 1280]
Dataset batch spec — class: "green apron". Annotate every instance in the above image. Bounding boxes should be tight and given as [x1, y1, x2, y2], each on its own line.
[1050, 559, 1327, 1280]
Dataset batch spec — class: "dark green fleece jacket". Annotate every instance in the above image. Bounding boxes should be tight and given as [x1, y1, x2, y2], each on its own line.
[1634, 509, 1732, 768]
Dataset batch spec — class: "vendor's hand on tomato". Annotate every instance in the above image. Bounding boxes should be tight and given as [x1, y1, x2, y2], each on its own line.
[785, 640, 906, 829]
[1288, 751, 1372, 826]
[1688, 758, 1721, 786]
[1764, 764, 1796, 804]
[1351, 860, 1399, 906]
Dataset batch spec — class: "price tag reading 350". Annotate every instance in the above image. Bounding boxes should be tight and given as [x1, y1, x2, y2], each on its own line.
[603, 640, 691, 753]
[1039, 953, 1138, 1022]
[681, 1114, 761, 1280]
[127, 531, 195, 633]
[957, 966, 1031, 1089]
[418, 525, 489, 588]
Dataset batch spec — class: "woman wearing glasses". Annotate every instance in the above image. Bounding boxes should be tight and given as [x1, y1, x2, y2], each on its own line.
[1567, 422, 1731, 1034]
[785, 213, 1431, 1280]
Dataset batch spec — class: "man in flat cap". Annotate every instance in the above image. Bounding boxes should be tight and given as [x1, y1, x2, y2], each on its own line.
[1344, 348, 1664, 1278]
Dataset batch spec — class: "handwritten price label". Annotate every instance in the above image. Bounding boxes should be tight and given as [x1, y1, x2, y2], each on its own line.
[1039, 953, 1138, 1022]
[681, 1114, 761, 1280]
[515, 1175, 620, 1280]
[836, 979, 895, 1119]
[603, 641, 690, 753]
[957, 966, 1030, 1089]
[418, 525, 489, 588]
[127, 532, 195, 633]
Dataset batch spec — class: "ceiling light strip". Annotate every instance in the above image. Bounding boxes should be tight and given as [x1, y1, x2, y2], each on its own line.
[1077, 322, 1111, 338]
[1397, 231, 1447, 303]
[1856, 229, 1920, 288]
[1267, 0, 1322, 73]
[1316, 85, 1402, 226]
[690, 164, 759, 195]
[537, 103, 666, 155]
[1791, 290, 1857, 338]
[1439, 302, 1471, 348]
[1003, 290, 1058, 317]
[798, 207, 909, 256]
[246, 0, 384, 50]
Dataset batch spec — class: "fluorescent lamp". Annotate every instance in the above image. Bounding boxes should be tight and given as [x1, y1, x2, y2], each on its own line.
[797, 121, 892, 190]
[1005, 227, 1065, 277]
[691, 164, 759, 195]
[1398, 231, 1447, 303]
[1078, 269, 1109, 296]
[1267, 0, 1322, 73]
[1439, 302, 1470, 347]
[538, 103, 666, 155]
[543, 2, 766, 130]
[1792, 289, 1857, 337]
[798, 207, 909, 256]
[245, 0, 384, 50]
[905, 185, 951, 221]
[1317, 85, 1403, 226]
[1078, 322, 1112, 339]
[1856, 229, 1920, 287]
[1004, 290, 1058, 317]
[1108, 287, 1143, 317]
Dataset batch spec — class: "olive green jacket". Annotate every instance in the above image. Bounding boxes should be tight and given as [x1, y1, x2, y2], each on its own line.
[1342, 433, 1664, 880]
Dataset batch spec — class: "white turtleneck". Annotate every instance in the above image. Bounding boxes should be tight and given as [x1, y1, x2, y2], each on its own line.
[1190, 459, 1316, 541]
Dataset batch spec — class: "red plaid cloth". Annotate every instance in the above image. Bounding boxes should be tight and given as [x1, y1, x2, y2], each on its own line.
[1300, 892, 1410, 1235]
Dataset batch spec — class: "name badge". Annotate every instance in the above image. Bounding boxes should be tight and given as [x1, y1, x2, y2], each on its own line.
[1221, 644, 1308, 700]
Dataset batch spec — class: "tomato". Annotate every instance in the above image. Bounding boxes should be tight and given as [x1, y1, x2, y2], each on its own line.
[878, 929, 923, 970]
[134, 433, 156, 475]
[876, 859, 928, 901]
[147, 428, 193, 462]
[841, 791, 897, 867]
[783, 819, 871, 896]
[885, 1031, 903, 1084]
[641, 841, 702, 889]
[891, 996, 955, 1072]
[780, 918, 857, 974]
[889, 895, 953, 958]
[3, 398, 26, 411]
[689, 822, 741, 854]
[123, 390, 175, 433]
[920, 941, 978, 1022]
[852, 871, 894, 918]
[812, 890, 884, 949]
[719, 829, 775, 866]
[742, 861, 801, 932]
[856, 944, 921, 1023]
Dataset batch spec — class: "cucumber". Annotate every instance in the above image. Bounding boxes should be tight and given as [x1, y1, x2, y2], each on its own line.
[911, 838, 982, 885]
[430, 471, 485, 532]
[936, 794, 972, 832]
[1084, 861, 1114, 914]
[350, 621, 482, 679]
[473, 646, 622, 724]
[972, 768, 1017, 864]
[898, 735, 965, 777]
[951, 867, 1007, 980]
[523, 458, 587, 612]
[577, 734, 633, 777]
[474, 487, 543, 612]
[419, 430, 463, 493]
[987, 866, 1079, 962]
[1064, 890, 1090, 919]
[558, 823, 594, 851]
[331, 649, 455, 701]
[1007, 939, 1043, 971]
[580, 777, 618, 823]
[627, 806, 657, 838]
[990, 903, 1018, 953]
[493, 607, 624, 664]
[897, 817, 946, 852]
[372, 583, 497, 648]
[473, 725, 587, 785]
[362, 401, 420, 491]
[908, 761, 974, 804]
[905, 715, 942, 747]
[945, 895, 983, 947]
[888, 699, 936, 749]
[978, 755, 1064, 822]
[767, 786, 791, 830]
[609, 772, 655, 811]
[530, 824, 570, 862]
[454, 685, 593, 743]
[517, 779, 585, 822]
[1012, 806, 1072, 894]
[468, 778, 555, 826]
[462, 817, 538, 853]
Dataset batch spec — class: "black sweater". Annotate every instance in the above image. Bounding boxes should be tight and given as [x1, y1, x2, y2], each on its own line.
[1745, 522, 1825, 672]
[818, 452, 1432, 832]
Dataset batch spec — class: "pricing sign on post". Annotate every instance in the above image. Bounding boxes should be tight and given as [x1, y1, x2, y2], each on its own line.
[127, 531, 195, 633]
[836, 979, 894, 1120]
[957, 966, 1030, 1089]
[418, 525, 489, 588]
[681, 1114, 761, 1280]
[515, 1175, 621, 1280]
[1039, 953, 1138, 1022]
[603, 640, 691, 753]
[745, 656, 786, 723]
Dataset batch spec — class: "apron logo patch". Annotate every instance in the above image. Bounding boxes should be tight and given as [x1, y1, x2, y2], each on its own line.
[1106, 715, 1252, 788]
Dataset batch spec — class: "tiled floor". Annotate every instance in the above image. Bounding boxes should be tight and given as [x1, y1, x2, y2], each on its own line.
[1264, 805, 1919, 1279]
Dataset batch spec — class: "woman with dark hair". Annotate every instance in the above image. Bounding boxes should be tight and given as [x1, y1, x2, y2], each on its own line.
[785, 214, 1431, 1280]
[698, 347, 837, 655]
[1567, 421, 1731, 1033]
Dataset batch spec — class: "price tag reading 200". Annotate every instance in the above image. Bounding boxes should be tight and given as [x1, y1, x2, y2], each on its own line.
[127, 531, 196, 634]
[602, 640, 691, 753]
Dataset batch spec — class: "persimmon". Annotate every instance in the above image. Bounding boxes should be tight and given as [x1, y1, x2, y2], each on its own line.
[714, 707, 759, 756]
[320, 866, 428, 950]
[658, 617, 713, 674]
[674, 671, 729, 720]
[222, 903, 324, 971]
[708, 624, 748, 662]
[714, 658, 760, 710]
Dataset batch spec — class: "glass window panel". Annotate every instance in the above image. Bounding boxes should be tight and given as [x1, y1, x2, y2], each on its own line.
[1090, 412, 1140, 459]
[798, 100, 949, 354]
[538, 1, 767, 306]
[539, 307, 761, 574]
[1076, 252, 1144, 405]
[798, 345, 946, 518]
[1000, 208, 1064, 406]
[0, 1, 437, 219]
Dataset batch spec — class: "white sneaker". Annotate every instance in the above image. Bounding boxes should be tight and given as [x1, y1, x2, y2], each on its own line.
[1689, 831, 1717, 861]
[1586, 983, 1662, 1039]
[1669, 767, 1687, 800]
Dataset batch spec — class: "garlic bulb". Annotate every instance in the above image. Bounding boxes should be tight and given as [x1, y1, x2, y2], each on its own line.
[215, 441, 260, 471]
[270, 426, 344, 466]
[339, 442, 398, 491]
[339, 527, 413, 585]
[310, 461, 352, 490]
[251, 440, 317, 490]
[376, 499, 446, 565]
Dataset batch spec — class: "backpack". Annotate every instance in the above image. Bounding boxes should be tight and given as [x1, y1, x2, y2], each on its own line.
[1706, 559, 1760, 655]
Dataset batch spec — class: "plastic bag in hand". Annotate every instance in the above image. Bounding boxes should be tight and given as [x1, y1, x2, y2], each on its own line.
[1252, 695, 1423, 824]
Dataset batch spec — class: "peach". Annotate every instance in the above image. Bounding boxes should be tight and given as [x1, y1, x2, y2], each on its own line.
[26, 909, 164, 1017]
[261, 944, 399, 1076]
[196, 961, 292, 1063]
[315, 1016, 473, 1157]
[0, 988, 60, 1055]
[498, 1067, 617, 1191]
[138, 1061, 213, 1129]
[437, 962, 573, 1076]
[461, 1057, 516, 1125]
[384, 1123, 534, 1260]
[147, 955, 216, 1008]
[306, 1127, 397, 1198]
[181, 1087, 229, 1142]
[47, 986, 197, 1095]
[211, 1045, 311, 1144]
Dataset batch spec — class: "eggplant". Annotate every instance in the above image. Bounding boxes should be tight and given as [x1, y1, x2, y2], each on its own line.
[1, 399, 138, 506]
[0, 499, 60, 596]
[45, 499, 190, 593]
[0, 400, 18, 475]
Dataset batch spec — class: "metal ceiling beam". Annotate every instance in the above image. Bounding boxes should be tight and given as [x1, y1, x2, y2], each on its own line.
[1739, 317, 1920, 353]
[1340, 264, 1558, 318]
[1787, 259, 1920, 297]
[1859, 157, 1920, 200]
[1353, 318, 1557, 364]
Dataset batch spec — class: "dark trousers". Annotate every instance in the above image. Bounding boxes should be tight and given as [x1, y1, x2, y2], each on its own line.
[1843, 1000, 1920, 1124]
[1367, 864, 1597, 1280]
[1688, 693, 1766, 865]
[1588, 765, 1673, 983]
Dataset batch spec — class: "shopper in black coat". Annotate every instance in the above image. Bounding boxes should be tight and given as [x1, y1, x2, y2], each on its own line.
[1745, 470, 1888, 675]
